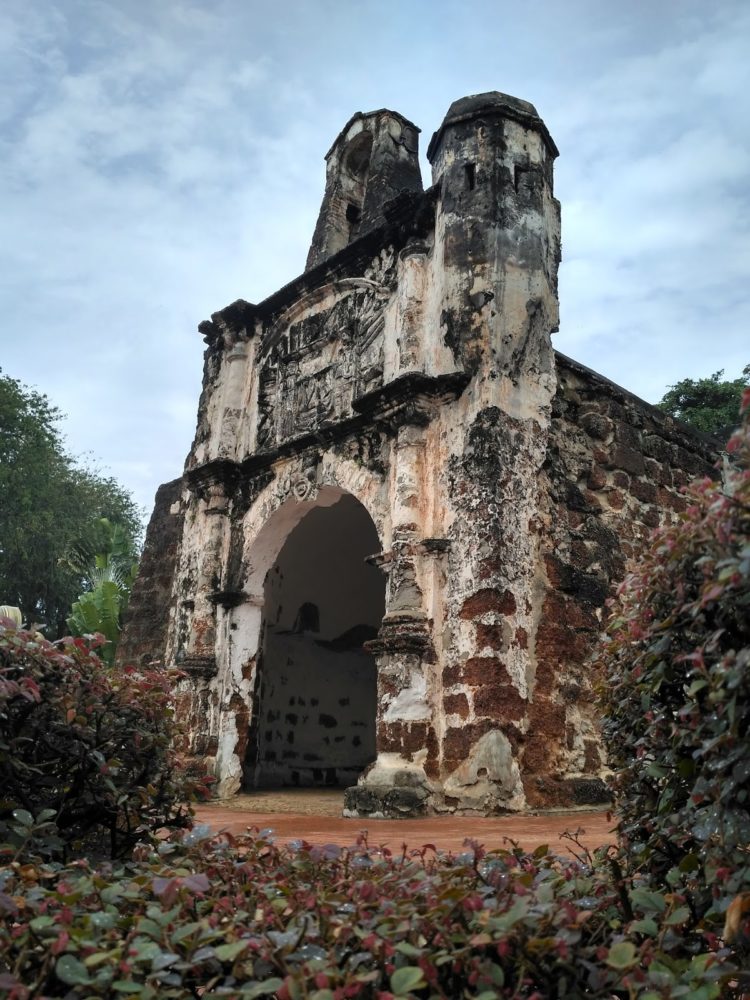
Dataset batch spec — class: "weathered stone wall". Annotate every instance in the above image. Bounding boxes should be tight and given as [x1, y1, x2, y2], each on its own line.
[362, 354, 718, 816]
[123, 91, 720, 816]
[526, 354, 717, 808]
[117, 477, 184, 667]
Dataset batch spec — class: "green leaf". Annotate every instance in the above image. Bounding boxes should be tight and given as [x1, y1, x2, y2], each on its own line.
[630, 917, 658, 936]
[215, 940, 249, 962]
[630, 888, 667, 914]
[136, 918, 163, 940]
[84, 952, 115, 968]
[606, 941, 638, 970]
[237, 979, 284, 998]
[12, 809, 33, 827]
[112, 982, 145, 993]
[152, 952, 179, 971]
[29, 915, 56, 931]
[665, 906, 691, 925]
[687, 988, 721, 1000]
[488, 964, 505, 986]
[170, 920, 203, 944]
[56, 954, 92, 986]
[390, 966, 427, 995]
[678, 853, 701, 873]
[395, 941, 422, 957]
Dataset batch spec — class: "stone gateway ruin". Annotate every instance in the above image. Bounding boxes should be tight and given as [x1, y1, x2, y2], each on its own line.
[120, 93, 715, 816]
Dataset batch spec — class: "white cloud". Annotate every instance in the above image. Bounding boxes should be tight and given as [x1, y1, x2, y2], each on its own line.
[0, 0, 747, 515]
[552, 2, 750, 399]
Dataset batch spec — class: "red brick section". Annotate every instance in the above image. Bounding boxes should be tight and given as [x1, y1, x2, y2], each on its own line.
[118, 478, 184, 668]
[510, 360, 721, 811]
[194, 804, 613, 857]
[458, 588, 517, 619]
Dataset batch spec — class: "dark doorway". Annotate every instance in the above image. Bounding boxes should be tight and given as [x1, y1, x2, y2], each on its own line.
[247, 493, 384, 788]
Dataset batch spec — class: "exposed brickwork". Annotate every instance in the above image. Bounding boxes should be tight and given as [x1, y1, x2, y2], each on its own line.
[443, 656, 513, 688]
[443, 720, 496, 772]
[429, 355, 718, 813]
[117, 478, 184, 668]
[458, 588, 517, 619]
[443, 693, 470, 718]
[473, 683, 526, 721]
[516, 354, 719, 807]
[378, 721, 439, 772]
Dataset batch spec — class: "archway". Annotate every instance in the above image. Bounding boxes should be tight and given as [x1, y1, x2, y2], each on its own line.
[245, 492, 385, 789]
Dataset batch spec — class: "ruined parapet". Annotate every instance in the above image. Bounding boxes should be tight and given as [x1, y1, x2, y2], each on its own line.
[306, 109, 423, 270]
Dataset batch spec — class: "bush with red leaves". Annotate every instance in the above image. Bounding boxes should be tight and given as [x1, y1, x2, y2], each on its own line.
[0, 624, 205, 860]
[601, 389, 750, 940]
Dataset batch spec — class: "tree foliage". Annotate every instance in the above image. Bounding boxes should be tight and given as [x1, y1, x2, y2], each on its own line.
[65, 519, 140, 665]
[658, 365, 750, 435]
[601, 389, 750, 941]
[0, 371, 142, 635]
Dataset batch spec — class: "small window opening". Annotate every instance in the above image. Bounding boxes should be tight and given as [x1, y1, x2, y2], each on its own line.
[514, 163, 539, 193]
[346, 202, 362, 224]
[293, 601, 320, 634]
[464, 163, 476, 191]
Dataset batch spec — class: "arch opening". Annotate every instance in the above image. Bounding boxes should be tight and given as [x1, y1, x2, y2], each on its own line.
[244, 492, 384, 789]
[340, 131, 372, 243]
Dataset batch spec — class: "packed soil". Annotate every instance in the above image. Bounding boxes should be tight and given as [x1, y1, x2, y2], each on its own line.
[195, 790, 614, 857]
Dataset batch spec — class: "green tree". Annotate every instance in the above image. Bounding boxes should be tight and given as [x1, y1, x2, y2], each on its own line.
[65, 518, 139, 664]
[0, 370, 142, 635]
[658, 364, 750, 435]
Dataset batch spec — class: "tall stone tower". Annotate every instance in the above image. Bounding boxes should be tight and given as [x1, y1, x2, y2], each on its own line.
[428, 92, 560, 387]
[306, 110, 423, 269]
[121, 93, 715, 816]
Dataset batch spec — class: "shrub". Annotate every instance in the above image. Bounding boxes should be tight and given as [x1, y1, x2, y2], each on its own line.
[0, 828, 727, 999]
[601, 390, 750, 930]
[3, 404, 750, 997]
[0, 624, 203, 861]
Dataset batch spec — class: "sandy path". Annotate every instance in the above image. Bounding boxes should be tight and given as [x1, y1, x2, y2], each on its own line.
[195, 791, 614, 856]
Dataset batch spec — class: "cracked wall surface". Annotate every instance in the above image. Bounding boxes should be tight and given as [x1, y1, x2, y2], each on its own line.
[121, 92, 718, 815]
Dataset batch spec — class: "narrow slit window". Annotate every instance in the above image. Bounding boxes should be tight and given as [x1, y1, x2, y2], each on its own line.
[464, 163, 476, 191]
[346, 202, 362, 224]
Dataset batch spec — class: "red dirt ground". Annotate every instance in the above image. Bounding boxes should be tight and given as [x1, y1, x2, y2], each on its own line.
[195, 790, 614, 857]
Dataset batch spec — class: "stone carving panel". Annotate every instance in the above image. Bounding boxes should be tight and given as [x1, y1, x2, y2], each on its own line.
[255, 255, 395, 452]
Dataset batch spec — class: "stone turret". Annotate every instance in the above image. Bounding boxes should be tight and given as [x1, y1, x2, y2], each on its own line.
[306, 109, 423, 270]
[428, 91, 561, 396]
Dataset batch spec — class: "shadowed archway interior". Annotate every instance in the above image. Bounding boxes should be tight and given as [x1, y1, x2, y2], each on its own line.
[245, 493, 385, 789]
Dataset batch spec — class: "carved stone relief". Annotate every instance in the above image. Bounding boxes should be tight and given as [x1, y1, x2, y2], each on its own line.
[277, 467, 319, 503]
[255, 253, 396, 452]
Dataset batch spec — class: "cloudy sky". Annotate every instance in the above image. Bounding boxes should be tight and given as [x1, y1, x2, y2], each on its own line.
[2, 0, 748, 518]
